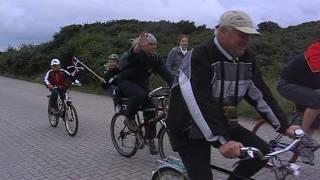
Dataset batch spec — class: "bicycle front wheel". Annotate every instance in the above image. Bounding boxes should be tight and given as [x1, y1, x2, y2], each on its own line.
[48, 106, 59, 127]
[151, 166, 187, 180]
[110, 113, 138, 157]
[158, 127, 180, 160]
[64, 104, 79, 136]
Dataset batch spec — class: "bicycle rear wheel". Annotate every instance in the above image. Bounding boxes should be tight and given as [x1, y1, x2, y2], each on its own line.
[151, 166, 187, 180]
[158, 127, 180, 160]
[48, 106, 59, 127]
[64, 104, 79, 136]
[110, 113, 138, 157]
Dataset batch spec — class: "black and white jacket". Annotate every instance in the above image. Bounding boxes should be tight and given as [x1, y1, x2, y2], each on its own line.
[166, 37, 289, 148]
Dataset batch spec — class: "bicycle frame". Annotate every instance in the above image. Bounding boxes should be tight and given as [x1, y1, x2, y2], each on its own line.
[152, 156, 256, 180]
[115, 86, 169, 131]
[253, 111, 320, 166]
[151, 129, 309, 180]
[56, 90, 72, 118]
[110, 87, 170, 157]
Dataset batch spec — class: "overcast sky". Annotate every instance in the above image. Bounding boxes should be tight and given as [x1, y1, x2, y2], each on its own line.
[1, 0, 320, 51]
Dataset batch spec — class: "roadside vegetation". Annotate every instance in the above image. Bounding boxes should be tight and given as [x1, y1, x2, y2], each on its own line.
[0, 19, 319, 117]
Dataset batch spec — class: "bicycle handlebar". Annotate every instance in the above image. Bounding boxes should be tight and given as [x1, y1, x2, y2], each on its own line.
[51, 81, 81, 89]
[240, 129, 305, 160]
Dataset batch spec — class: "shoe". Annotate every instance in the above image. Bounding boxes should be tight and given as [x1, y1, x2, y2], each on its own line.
[147, 139, 158, 155]
[136, 133, 145, 149]
[124, 118, 139, 132]
[302, 134, 320, 150]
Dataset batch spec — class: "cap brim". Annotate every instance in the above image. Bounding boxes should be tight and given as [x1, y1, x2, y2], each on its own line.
[234, 27, 261, 35]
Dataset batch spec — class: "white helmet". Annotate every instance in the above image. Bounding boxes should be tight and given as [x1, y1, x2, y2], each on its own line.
[51, 58, 60, 66]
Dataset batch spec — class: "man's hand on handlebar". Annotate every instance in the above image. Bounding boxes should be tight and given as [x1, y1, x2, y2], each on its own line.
[47, 84, 54, 90]
[219, 140, 243, 159]
[73, 80, 82, 86]
[285, 125, 302, 138]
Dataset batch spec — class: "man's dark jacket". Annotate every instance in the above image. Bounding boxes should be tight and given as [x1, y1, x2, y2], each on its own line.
[166, 37, 289, 150]
[118, 48, 173, 89]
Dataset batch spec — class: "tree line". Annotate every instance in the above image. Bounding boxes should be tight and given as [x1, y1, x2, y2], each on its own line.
[0, 19, 319, 91]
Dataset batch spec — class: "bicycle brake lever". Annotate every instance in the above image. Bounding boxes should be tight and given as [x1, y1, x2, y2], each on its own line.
[232, 148, 254, 167]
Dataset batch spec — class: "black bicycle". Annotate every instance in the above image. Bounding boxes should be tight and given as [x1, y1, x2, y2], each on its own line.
[151, 129, 319, 180]
[110, 87, 174, 157]
[47, 85, 80, 136]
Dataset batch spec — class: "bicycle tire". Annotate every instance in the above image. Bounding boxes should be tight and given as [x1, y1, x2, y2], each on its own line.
[64, 104, 79, 136]
[151, 166, 187, 180]
[48, 105, 59, 127]
[110, 113, 138, 157]
[158, 127, 180, 160]
[252, 120, 299, 165]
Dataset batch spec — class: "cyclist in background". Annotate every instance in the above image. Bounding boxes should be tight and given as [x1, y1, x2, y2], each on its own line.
[118, 32, 173, 155]
[278, 41, 320, 134]
[101, 54, 121, 97]
[44, 58, 80, 114]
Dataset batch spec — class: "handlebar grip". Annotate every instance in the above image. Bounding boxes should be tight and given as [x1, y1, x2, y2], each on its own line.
[240, 147, 264, 159]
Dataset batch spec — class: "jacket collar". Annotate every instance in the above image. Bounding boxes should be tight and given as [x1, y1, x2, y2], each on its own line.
[214, 37, 233, 61]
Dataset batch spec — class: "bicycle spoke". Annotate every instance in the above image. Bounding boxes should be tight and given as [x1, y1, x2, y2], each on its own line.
[110, 113, 138, 157]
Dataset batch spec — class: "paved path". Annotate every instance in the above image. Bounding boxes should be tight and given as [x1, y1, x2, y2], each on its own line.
[0, 76, 319, 180]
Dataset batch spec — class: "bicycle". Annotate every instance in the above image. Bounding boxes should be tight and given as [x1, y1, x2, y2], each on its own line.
[110, 87, 172, 157]
[151, 129, 318, 180]
[47, 84, 80, 136]
[252, 108, 320, 165]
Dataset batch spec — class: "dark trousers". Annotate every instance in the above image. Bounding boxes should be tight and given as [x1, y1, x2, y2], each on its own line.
[49, 88, 66, 108]
[178, 123, 270, 180]
[118, 80, 156, 139]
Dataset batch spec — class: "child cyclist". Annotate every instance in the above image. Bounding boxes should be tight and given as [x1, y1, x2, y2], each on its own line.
[44, 58, 81, 114]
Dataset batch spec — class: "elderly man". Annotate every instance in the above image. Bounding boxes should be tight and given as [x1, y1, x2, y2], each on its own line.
[118, 32, 173, 155]
[165, 10, 299, 180]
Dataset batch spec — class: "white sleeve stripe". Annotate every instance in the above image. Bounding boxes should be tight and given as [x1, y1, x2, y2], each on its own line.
[44, 70, 52, 85]
[178, 71, 219, 142]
